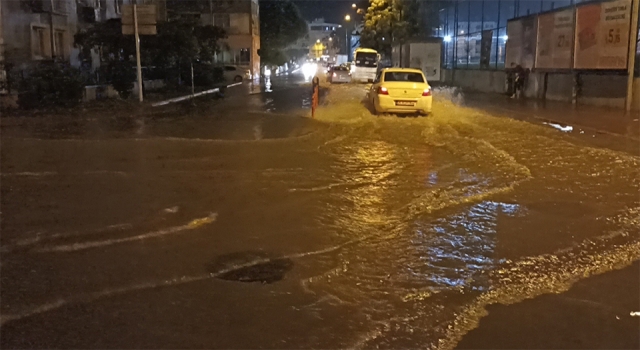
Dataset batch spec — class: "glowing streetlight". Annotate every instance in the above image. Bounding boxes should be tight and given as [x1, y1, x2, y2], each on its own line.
[352, 3, 356, 8]
[344, 15, 352, 61]
[329, 37, 333, 41]
[316, 39, 320, 43]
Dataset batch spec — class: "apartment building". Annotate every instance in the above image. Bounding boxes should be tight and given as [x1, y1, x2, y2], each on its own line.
[1, 0, 5, 90]
[1, 0, 79, 70]
[167, 0, 260, 78]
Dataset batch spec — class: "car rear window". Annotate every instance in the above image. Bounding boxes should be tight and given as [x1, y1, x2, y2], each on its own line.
[334, 67, 348, 71]
[384, 72, 424, 82]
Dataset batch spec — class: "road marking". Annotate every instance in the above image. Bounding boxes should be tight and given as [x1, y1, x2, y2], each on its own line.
[10, 224, 132, 247]
[36, 213, 217, 253]
[0, 172, 57, 177]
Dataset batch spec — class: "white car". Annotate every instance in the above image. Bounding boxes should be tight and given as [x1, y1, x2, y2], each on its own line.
[368, 68, 432, 115]
[223, 65, 252, 83]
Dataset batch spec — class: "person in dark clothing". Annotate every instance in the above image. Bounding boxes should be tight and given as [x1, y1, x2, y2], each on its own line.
[506, 62, 516, 97]
[512, 64, 526, 98]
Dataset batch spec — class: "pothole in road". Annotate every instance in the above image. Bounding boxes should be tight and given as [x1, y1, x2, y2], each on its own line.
[208, 251, 294, 284]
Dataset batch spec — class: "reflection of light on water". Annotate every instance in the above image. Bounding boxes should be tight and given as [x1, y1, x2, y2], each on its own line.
[410, 201, 524, 291]
[264, 97, 274, 112]
[330, 141, 402, 238]
[264, 78, 272, 92]
[543, 122, 573, 132]
[428, 172, 438, 185]
[253, 123, 263, 140]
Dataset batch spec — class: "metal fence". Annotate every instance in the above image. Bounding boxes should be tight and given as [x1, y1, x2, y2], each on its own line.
[434, 0, 623, 70]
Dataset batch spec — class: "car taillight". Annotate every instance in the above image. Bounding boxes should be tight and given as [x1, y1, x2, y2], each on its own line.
[422, 88, 432, 96]
[333, 73, 337, 77]
[378, 86, 389, 95]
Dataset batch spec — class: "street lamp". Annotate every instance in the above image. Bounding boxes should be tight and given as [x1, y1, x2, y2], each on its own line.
[344, 15, 351, 61]
[352, 3, 356, 8]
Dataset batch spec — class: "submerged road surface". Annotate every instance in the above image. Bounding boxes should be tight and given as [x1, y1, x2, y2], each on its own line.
[1, 75, 639, 349]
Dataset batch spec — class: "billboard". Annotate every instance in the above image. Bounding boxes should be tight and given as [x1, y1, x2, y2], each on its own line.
[506, 16, 537, 69]
[574, 0, 633, 69]
[535, 8, 574, 69]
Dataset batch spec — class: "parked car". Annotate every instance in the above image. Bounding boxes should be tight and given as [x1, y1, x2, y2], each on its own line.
[222, 65, 252, 83]
[327, 66, 351, 84]
[367, 68, 432, 115]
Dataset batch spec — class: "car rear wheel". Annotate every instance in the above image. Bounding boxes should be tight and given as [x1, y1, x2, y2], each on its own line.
[234, 75, 243, 82]
[368, 97, 378, 115]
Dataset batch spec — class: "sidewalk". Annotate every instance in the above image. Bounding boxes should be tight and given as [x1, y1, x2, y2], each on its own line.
[460, 92, 640, 140]
[456, 261, 640, 349]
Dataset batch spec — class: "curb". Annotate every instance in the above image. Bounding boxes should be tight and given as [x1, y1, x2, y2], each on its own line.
[475, 104, 640, 141]
[151, 82, 242, 107]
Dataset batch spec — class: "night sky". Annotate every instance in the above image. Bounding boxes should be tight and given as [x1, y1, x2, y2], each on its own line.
[293, 0, 361, 24]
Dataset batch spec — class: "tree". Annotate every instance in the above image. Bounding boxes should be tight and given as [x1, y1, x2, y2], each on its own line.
[143, 18, 226, 68]
[360, 0, 398, 55]
[16, 62, 85, 109]
[74, 18, 226, 92]
[74, 19, 136, 63]
[360, 0, 440, 56]
[259, 0, 307, 66]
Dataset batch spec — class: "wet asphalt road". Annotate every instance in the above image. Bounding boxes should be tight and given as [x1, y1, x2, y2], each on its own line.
[1, 73, 639, 349]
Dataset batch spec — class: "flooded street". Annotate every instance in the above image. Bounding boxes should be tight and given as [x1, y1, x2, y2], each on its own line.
[1, 74, 639, 349]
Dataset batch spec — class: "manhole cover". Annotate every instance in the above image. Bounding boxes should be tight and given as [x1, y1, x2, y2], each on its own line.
[208, 251, 294, 284]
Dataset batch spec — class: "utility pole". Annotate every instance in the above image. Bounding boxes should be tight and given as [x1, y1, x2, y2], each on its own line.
[0, 0, 5, 92]
[625, 0, 639, 111]
[122, 3, 157, 103]
[134, 4, 143, 102]
[50, 0, 56, 59]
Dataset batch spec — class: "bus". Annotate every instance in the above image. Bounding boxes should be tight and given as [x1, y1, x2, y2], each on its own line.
[351, 48, 380, 83]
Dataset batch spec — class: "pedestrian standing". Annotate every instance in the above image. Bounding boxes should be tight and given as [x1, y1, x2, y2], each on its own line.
[512, 64, 526, 99]
[505, 62, 516, 97]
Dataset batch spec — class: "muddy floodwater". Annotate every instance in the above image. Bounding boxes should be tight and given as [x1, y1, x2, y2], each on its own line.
[1, 76, 639, 349]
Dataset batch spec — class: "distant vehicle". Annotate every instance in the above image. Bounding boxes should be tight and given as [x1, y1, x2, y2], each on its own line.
[335, 54, 349, 66]
[222, 65, 252, 83]
[392, 41, 443, 82]
[367, 68, 432, 115]
[328, 66, 351, 84]
[351, 48, 380, 83]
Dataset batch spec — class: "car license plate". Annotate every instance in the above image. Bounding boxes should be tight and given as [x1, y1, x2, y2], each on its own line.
[395, 101, 415, 106]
